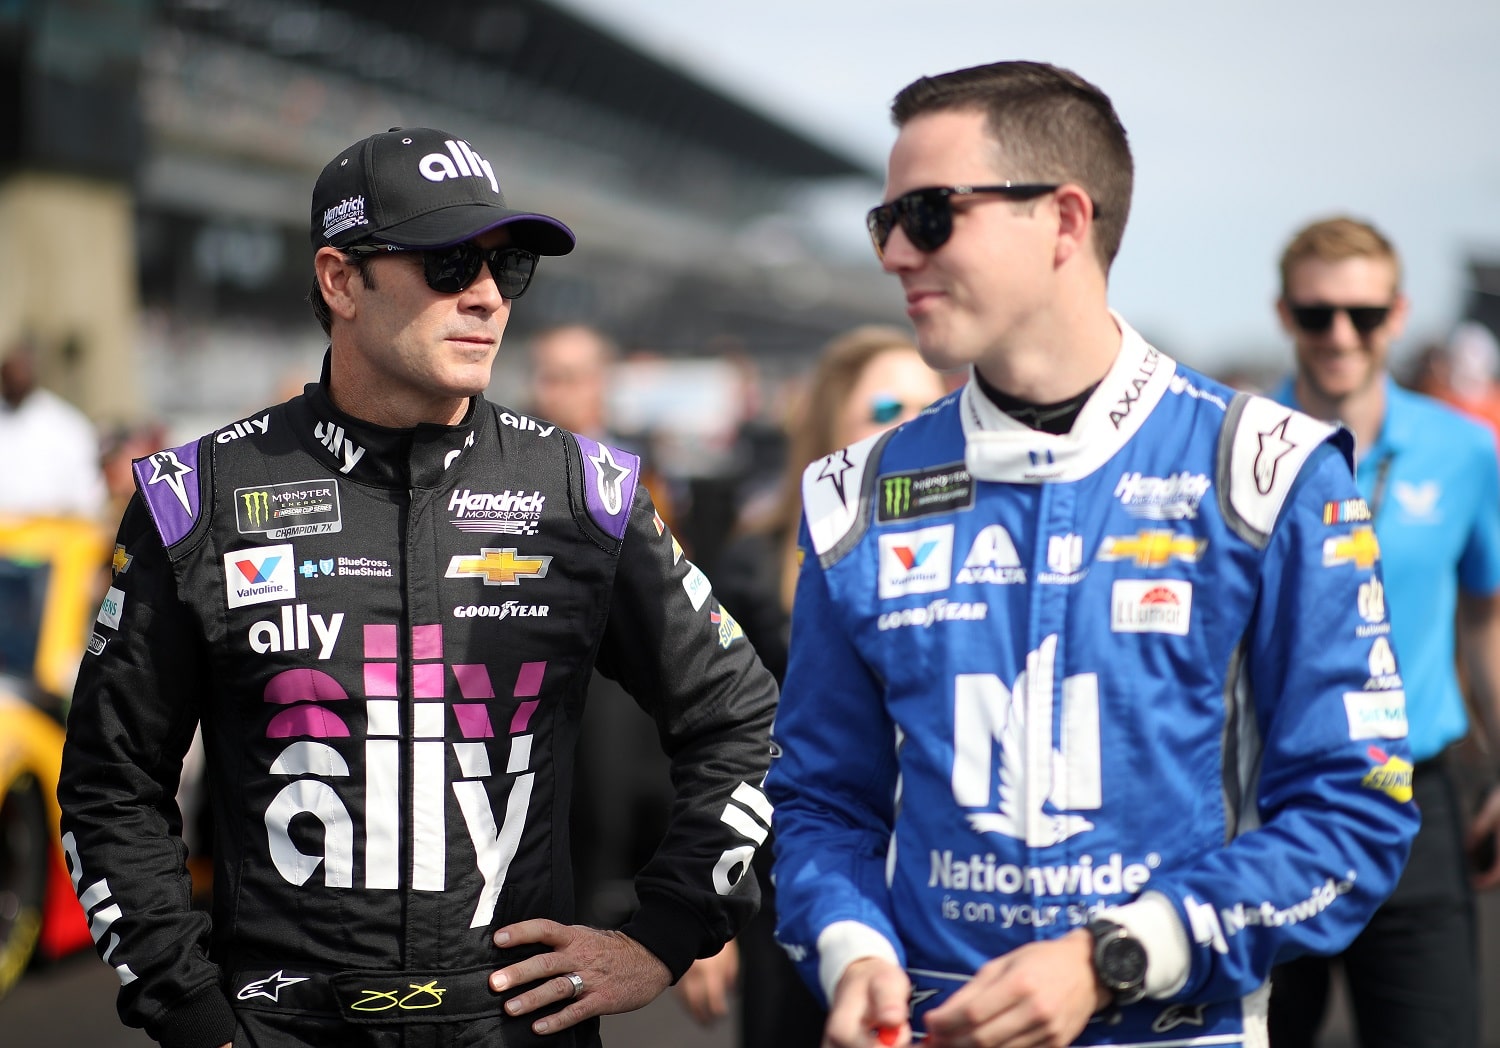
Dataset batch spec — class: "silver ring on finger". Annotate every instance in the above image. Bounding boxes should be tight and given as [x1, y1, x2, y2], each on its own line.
[563, 972, 584, 999]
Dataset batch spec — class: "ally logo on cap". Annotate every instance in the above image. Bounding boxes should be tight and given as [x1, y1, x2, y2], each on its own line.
[421, 139, 499, 194]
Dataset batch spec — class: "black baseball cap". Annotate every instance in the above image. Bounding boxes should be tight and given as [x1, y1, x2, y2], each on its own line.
[311, 127, 575, 255]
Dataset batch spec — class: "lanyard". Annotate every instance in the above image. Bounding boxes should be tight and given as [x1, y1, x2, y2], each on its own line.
[1365, 451, 1395, 523]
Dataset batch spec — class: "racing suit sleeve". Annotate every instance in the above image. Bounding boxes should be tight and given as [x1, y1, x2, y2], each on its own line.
[763, 516, 903, 1006]
[57, 495, 235, 1048]
[593, 483, 778, 980]
[1114, 441, 1420, 1003]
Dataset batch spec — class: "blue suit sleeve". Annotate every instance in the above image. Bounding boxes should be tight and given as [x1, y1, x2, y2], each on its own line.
[1458, 428, 1500, 596]
[765, 517, 903, 1003]
[1142, 442, 1421, 1001]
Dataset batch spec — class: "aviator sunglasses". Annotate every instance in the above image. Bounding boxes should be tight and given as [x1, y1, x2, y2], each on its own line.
[344, 241, 540, 298]
[866, 183, 1072, 258]
[1286, 303, 1393, 336]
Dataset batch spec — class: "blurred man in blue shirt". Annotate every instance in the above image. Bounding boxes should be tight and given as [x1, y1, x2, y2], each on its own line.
[1268, 216, 1500, 1048]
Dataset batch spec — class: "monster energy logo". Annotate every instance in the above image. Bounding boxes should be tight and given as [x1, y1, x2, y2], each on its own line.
[243, 490, 271, 528]
[884, 476, 912, 517]
[876, 463, 974, 523]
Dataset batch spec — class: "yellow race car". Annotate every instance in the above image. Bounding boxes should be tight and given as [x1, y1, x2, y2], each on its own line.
[0, 515, 113, 998]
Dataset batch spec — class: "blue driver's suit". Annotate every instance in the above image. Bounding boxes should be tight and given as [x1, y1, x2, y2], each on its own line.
[765, 321, 1421, 1046]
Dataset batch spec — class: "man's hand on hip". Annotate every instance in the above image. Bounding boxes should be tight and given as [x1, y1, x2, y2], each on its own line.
[489, 919, 670, 1035]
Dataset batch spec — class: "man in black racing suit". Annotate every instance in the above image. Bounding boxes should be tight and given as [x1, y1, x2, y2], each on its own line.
[57, 126, 778, 1048]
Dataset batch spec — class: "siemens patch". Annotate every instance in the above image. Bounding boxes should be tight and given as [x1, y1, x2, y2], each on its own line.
[876, 463, 973, 523]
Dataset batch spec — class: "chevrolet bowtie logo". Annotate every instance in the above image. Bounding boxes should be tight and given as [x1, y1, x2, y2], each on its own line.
[1323, 526, 1381, 569]
[445, 548, 552, 586]
[1098, 530, 1206, 567]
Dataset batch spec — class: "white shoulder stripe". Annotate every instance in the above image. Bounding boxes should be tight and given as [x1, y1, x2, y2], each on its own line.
[802, 432, 885, 557]
[1222, 394, 1339, 544]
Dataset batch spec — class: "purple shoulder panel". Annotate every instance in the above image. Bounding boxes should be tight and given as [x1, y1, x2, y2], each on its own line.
[133, 439, 204, 548]
[574, 434, 639, 542]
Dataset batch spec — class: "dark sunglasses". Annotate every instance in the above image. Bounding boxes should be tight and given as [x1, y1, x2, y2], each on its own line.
[870, 393, 924, 425]
[345, 242, 539, 298]
[1286, 303, 1392, 336]
[866, 183, 1069, 258]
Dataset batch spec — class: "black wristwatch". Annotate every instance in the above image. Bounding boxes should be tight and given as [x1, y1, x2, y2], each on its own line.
[1087, 918, 1148, 1007]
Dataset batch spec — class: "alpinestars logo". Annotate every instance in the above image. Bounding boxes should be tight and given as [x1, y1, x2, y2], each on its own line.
[420, 139, 500, 194]
[146, 449, 195, 514]
[589, 443, 631, 516]
[238, 969, 309, 1003]
[952, 635, 1100, 846]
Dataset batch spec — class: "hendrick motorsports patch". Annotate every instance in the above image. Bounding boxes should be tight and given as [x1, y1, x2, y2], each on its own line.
[235, 479, 343, 538]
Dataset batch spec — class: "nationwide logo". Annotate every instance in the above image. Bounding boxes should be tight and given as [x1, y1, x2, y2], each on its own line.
[1323, 498, 1372, 525]
[235, 480, 342, 539]
[1113, 472, 1210, 521]
[444, 548, 552, 586]
[1110, 579, 1192, 635]
[447, 488, 545, 535]
[1098, 530, 1206, 568]
[313, 420, 366, 475]
[878, 525, 954, 599]
[1357, 577, 1389, 636]
[1323, 526, 1381, 569]
[876, 463, 973, 523]
[1362, 746, 1413, 803]
[710, 604, 745, 648]
[224, 544, 297, 609]
[1038, 533, 1085, 584]
[956, 525, 1026, 585]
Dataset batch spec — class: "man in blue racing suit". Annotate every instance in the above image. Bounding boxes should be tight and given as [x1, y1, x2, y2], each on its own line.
[764, 61, 1420, 1048]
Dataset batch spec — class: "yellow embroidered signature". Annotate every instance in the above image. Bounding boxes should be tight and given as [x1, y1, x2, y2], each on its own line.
[350, 980, 448, 1011]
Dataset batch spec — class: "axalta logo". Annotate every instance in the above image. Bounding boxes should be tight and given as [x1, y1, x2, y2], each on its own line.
[448, 488, 545, 535]
[453, 602, 550, 619]
[1110, 579, 1192, 635]
[1113, 472, 1210, 521]
[445, 548, 552, 586]
[224, 544, 297, 609]
[928, 850, 1156, 899]
[878, 524, 953, 598]
[420, 139, 499, 194]
[247, 603, 344, 660]
[956, 525, 1026, 585]
[877, 599, 988, 631]
[322, 195, 367, 240]
[1364, 636, 1402, 690]
[217, 414, 270, 444]
[314, 420, 366, 475]
[499, 411, 555, 437]
[1323, 526, 1381, 569]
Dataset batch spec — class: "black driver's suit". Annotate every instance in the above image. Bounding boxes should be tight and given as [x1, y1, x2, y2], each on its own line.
[58, 369, 778, 1048]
